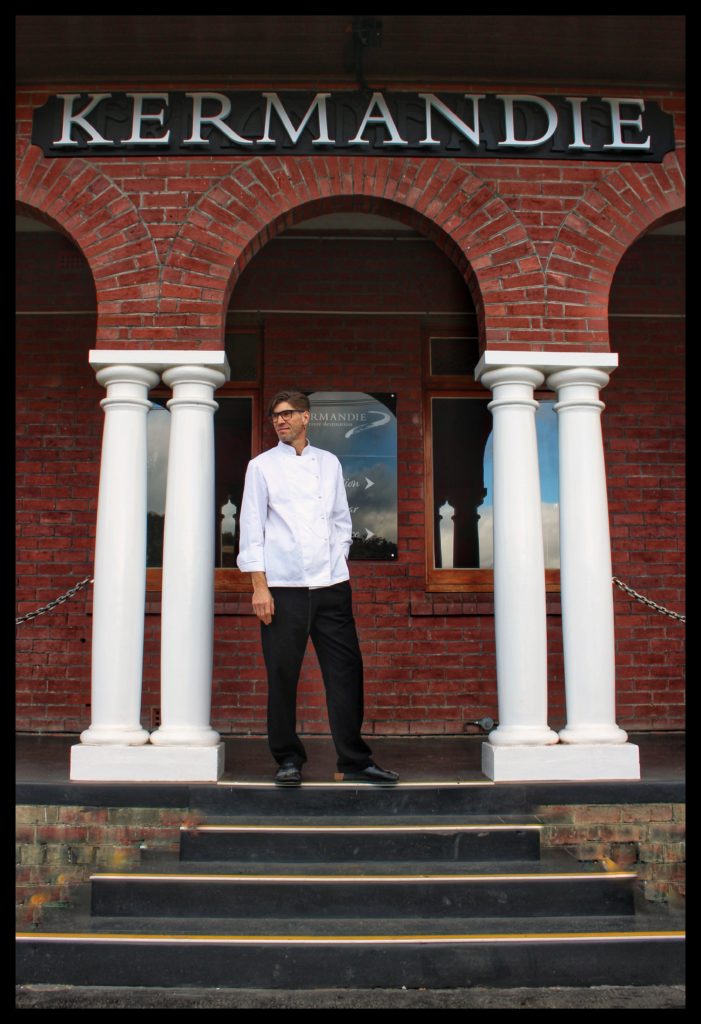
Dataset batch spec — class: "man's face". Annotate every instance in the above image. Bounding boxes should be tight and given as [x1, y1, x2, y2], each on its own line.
[271, 402, 310, 447]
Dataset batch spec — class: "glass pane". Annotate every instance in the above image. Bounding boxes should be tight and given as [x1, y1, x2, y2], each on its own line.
[431, 397, 492, 569]
[146, 395, 254, 569]
[536, 400, 560, 569]
[146, 401, 170, 567]
[431, 397, 560, 571]
[214, 396, 253, 567]
[224, 332, 258, 381]
[429, 336, 479, 376]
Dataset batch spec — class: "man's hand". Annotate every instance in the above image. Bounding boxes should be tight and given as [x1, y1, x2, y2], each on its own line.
[251, 573, 275, 625]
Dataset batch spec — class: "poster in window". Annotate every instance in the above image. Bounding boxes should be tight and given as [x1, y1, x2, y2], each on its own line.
[307, 391, 397, 561]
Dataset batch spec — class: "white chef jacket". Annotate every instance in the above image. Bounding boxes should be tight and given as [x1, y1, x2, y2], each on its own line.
[236, 440, 352, 587]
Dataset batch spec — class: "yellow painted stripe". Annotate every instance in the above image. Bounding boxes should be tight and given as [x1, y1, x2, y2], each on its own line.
[183, 824, 542, 833]
[16, 931, 685, 946]
[89, 871, 636, 883]
[216, 781, 494, 788]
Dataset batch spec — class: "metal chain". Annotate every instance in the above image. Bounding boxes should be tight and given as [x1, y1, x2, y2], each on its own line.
[612, 577, 685, 623]
[15, 576, 94, 625]
[15, 574, 685, 625]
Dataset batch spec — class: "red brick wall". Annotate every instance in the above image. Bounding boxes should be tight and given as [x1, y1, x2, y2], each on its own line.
[16, 223, 684, 735]
[607, 234, 685, 730]
[16, 232, 100, 732]
[15, 84, 685, 735]
[16, 89, 685, 353]
[221, 234, 498, 736]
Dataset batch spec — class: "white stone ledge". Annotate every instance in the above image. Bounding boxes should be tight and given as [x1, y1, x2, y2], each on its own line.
[481, 742, 640, 781]
[475, 350, 618, 380]
[69, 743, 225, 782]
[89, 350, 230, 378]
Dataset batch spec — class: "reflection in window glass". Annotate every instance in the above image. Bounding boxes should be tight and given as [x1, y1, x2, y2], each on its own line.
[146, 396, 253, 568]
[214, 397, 253, 567]
[431, 397, 560, 570]
[146, 401, 170, 567]
[431, 397, 492, 568]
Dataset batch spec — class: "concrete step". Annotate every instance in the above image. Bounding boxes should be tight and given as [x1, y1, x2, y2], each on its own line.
[89, 864, 637, 920]
[178, 818, 542, 863]
[16, 923, 685, 990]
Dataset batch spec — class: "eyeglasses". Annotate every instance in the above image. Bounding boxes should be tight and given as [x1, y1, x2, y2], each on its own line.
[270, 409, 302, 423]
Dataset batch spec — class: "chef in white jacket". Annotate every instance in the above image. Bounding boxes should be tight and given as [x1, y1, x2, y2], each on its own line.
[237, 389, 398, 787]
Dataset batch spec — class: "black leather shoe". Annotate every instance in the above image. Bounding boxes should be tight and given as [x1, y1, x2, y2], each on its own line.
[335, 762, 399, 785]
[274, 762, 302, 787]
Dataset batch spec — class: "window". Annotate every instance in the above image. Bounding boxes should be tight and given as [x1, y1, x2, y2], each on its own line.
[423, 328, 560, 592]
[146, 325, 261, 593]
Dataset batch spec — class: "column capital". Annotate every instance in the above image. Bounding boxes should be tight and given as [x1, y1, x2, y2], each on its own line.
[90, 349, 230, 380]
[479, 365, 545, 404]
[546, 367, 613, 410]
[94, 364, 161, 413]
[94, 363, 161, 388]
[475, 349, 618, 380]
[162, 363, 228, 391]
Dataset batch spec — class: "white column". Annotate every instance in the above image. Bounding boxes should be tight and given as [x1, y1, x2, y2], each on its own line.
[546, 367, 628, 744]
[478, 366, 559, 747]
[80, 364, 159, 745]
[150, 365, 227, 747]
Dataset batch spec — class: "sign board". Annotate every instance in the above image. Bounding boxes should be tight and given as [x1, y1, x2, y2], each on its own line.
[31, 91, 675, 162]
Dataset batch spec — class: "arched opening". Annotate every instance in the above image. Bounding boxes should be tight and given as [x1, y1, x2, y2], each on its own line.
[605, 211, 685, 731]
[15, 212, 100, 733]
[207, 206, 502, 739]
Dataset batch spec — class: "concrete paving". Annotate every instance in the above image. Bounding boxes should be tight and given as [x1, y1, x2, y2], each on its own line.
[15, 730, 686, 785]
[15, 983, 686, 1009]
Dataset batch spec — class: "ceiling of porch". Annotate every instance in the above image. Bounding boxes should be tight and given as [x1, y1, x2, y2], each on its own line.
[15, 15, 685, 89]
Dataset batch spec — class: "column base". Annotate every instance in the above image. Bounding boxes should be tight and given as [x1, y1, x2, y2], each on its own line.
[79, 725, 150, 746]
[149, 725, 221, 747]
[487, 724, 560, 747]
[70, 743, 225, 782]
[559, 724, 629, 744]
[482, 741, 640, 781]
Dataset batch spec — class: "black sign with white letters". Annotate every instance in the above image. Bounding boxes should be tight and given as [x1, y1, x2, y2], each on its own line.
[31, 91, 675, 161]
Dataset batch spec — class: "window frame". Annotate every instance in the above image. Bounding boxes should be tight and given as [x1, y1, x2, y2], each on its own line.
[146, 323, 263, 595]
[422, 327, 560, 593]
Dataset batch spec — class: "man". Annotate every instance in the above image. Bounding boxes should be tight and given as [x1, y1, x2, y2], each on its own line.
[237, 389, 398, 787]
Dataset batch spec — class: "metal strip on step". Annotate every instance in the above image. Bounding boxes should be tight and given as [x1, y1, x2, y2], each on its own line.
[89, 871, 637, 884]
[216, 782, 495, 788]
[181, 823, 543, 834]
[16, 930, 685, 946]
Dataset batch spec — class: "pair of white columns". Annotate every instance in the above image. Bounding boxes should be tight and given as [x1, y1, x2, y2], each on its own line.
[73, 348, 637, 781]
[70, 352, 229, 781]
[475, 352, 638, 780]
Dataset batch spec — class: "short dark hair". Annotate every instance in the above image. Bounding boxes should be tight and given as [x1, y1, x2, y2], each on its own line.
[267, 390, 310, 417]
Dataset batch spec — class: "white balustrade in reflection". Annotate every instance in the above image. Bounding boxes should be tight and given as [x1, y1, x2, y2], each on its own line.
[438, 499, 455, 569]
[220, 495, 237, 567]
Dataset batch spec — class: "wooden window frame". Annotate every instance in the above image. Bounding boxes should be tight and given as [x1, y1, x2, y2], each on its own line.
[422, 327, 560, 593]
[146, 324, 263, 595]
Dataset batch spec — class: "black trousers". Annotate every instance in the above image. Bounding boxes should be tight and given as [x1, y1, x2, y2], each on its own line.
[260, 581, 373, 771]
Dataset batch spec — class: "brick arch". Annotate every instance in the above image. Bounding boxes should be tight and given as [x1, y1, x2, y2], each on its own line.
[163, 155, 541, 350]
[545, 153, 685, 350]
[15, 153, 160, 349]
